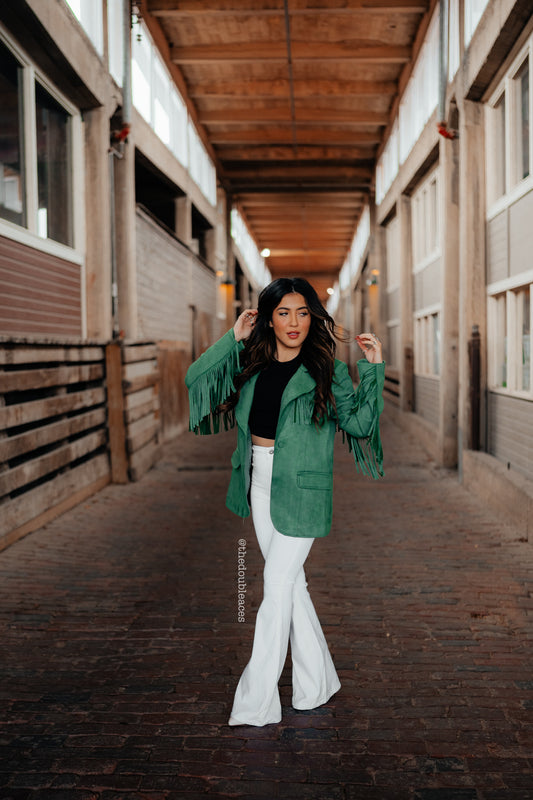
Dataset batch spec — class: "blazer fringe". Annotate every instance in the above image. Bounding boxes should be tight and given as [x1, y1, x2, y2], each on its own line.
[188, 344, 240, 435]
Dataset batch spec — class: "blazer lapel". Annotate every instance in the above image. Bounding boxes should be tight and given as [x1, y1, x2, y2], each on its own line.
[279, 365, 316, 416]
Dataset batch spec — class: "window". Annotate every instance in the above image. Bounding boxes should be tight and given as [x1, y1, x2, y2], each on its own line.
[131, 19, 217, 207]
[398, 9, 439, 166]
[487, 44, 533, 210]
[517, 287, 531, 391]
[414, 311, 441, 376]
[492, 93, 507, 200]
[488, 285, 532, 395]
[231, 208, 272, 289]
[514, 58, 530, 183]
[35, 83, 73, 247]
[386, 216, 400, 292]
[0, 41, 25, 228]
[464, 0, 490, 47]
[64, 0, 103, 56]
[448, 0, 460, 79]
[107, 0, 124, 86]
[411, 168, 440, 270]
[0, 34, 78, 251]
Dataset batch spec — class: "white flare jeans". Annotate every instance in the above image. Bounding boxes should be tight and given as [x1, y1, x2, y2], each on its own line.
[228, 444, 341, 727]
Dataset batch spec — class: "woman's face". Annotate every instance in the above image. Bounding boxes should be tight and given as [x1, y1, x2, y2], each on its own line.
[270, 292, 311, 360]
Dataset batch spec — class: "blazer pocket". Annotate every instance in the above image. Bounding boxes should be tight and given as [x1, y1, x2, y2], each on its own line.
[297, 471, 332, 491]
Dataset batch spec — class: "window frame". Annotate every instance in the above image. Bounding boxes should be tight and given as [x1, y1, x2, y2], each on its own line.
[411, 166, 441, 274]
[414, 304, 441, 378]
[0, 24, 83, 264]
[486, 38, 533, 219]
[487, 273, 533, 399]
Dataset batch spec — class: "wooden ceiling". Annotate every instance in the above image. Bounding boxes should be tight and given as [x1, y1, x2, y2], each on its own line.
[143, 0, 430, 301]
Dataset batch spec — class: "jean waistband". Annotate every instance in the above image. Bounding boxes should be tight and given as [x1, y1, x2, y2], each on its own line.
[252, 444, 275, 455]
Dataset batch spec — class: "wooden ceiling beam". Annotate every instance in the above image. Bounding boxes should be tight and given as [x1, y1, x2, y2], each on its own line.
[224, 163, 373, 178]
[148, 0, 427, 15]
[170, 43, 411, 64]
[229, 183, 371, 192]
[188, 79, 397, 98]
[208, 129, 382, 144]
[258, 225, 355, 231]
[201, 108, 389, 124]
[217, 145, 376, 160]
[239, 194, 365, 204]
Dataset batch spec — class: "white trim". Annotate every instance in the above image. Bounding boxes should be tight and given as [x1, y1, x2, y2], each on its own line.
[0, 218, 83, 266]
[486, 175, 533, 220]
[487, 269, 533, 296]
[414, 302, 441, 319]
[23, 65, 38, 236]
[0, 22, 83, 258]
[412, 250, 441, 276]
[486, 37, 532, 210]
[487, 386, 533, 401]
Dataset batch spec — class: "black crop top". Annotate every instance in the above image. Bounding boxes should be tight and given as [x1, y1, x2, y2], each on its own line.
[248, 354, 303, 439]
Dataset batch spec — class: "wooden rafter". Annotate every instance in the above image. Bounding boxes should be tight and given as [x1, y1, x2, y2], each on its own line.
[148, 0, 428, 15]
[143, 0, 429, 296]
[170, 43, 412, 64]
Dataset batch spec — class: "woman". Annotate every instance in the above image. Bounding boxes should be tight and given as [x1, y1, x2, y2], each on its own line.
[185, 277, 384, 727]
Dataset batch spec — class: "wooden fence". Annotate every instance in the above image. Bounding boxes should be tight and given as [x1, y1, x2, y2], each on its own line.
[0, 341, 110, 551]
[106, 341, 161, 483]
[0, 339, 162, 551]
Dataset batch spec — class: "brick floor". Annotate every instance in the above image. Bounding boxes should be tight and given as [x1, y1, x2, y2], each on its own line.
[1, 412, 532, 799]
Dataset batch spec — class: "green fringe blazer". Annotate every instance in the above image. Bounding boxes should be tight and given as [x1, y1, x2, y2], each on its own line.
[185, 328, 385, 538]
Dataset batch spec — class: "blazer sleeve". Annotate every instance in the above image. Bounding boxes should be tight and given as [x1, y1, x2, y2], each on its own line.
[185, 328, 245, 434]
[333, 359, 385, 478]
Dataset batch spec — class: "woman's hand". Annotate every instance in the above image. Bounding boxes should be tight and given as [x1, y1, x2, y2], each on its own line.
[234, 308, 258, 342]
[355, 333, 383, 364]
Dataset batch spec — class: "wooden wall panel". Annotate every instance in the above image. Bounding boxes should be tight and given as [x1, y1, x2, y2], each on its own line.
[488, 392, 533, 481]
[414, 375, 440, 427]
[509, 188, 533, 278]
[0, 236, 82, 338]
[0, 341, 109, 550]
[486, 210, 508, 285]
[414, 257, 441, 312]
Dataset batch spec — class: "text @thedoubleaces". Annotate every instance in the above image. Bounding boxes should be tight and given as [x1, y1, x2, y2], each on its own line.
[237, 538, 246, 622]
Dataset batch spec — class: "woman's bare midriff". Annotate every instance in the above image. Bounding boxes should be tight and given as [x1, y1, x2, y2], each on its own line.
[252, 435, 276, 447]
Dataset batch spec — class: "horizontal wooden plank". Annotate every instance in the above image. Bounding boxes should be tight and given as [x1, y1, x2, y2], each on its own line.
[122, 344, 158, 363]
[123, 360, 158, 381]
[125, 397, 159, 425]
[0, 345, 104, 365]
[1, 364, 104, 393]
[129, 440, 161, 482]
[171, 42, 411, 63]
[0, 454, 110, 539]
[0, 408, 106, 462]
[189, 79, 397, 99]
[123, 373, 160, 395]
[0, 387, 106, 429]
[149, 0, 427, 14]
[128, 412, 158, 437]
[0, 430, 107, 497]
[127, 423, 159, 456]
[200, 108, 388, 125]
[209, 128, 381, 145]
[124, 386, 157, 411]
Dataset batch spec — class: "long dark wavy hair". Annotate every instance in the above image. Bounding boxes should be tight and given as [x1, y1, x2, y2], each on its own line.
[220, 277, 343, 425]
